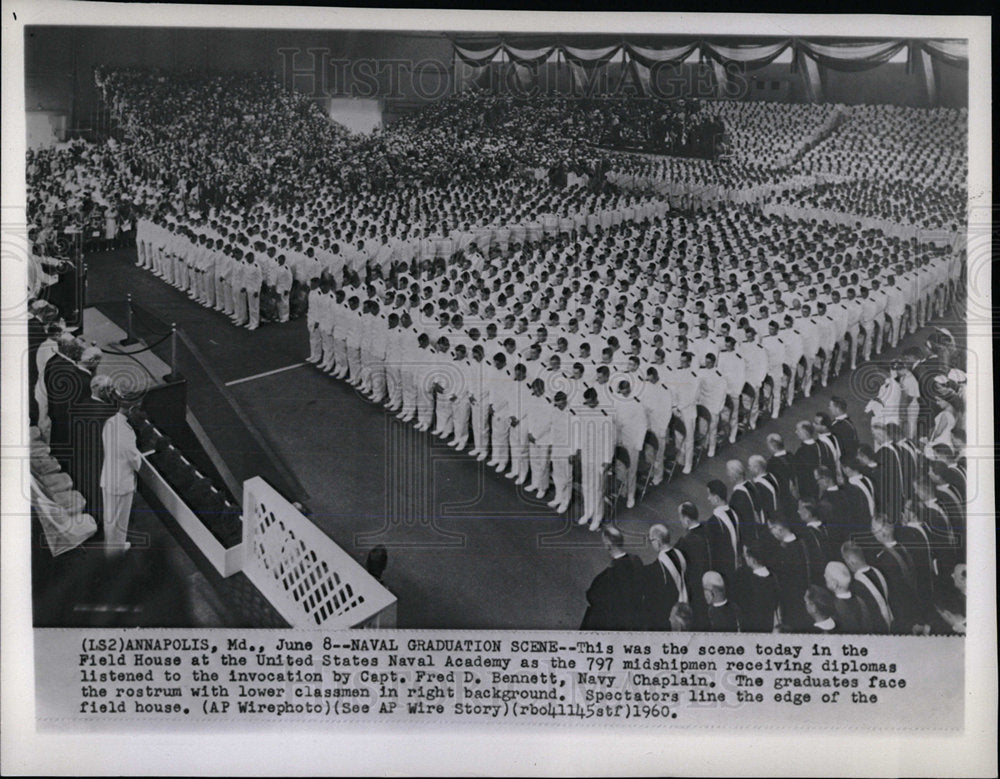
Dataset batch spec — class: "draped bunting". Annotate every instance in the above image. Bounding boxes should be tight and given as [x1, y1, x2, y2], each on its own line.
[450, 37, 968, 101]
[702, 41, 792, 68]
[563, 44, 621, 63]
[623, 42, 698, 67]
[918, 39, 969, 70]
[920, 49, 937, 106]
[453, 43, 502, 68]
[452, 37, 968, 68]
[795, 40, 907, 72]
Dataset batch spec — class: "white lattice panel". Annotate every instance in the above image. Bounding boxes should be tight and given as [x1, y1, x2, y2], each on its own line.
[241, 477, 397, 628]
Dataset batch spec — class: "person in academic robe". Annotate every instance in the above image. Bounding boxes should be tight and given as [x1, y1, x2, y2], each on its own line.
[840, 541, 892, 634]
[804, 584, 840, 634]
[704, 479, 741, 587]
[814, 465, 855, 544]
[868, 514, 921, 634]
[766, 513, 815, 632]
[702, 570, 743, 632]
[580, 526, 645, 631]
[69, 374, 119, 529]
[824, 561, 876, 634]
[790, 420, 823, 502]
[765, 432, 798, 519]
[641, 523, 690, 632]
[44, 334, 87, 473]
[732, 540, 780, 632]
[871, 424, 905, 523]
[726, 459, 763, 543]
[796, 499, 837, 583]
[828, 396, 859, 459]
[676, 502, 711, 630]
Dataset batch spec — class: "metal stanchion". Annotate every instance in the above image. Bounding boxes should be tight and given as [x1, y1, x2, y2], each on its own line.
[163, 322, 183, 383]
[119, 293, 138, 345]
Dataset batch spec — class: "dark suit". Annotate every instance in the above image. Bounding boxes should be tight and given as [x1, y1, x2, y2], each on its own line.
[873, 444, 904, 521]
[581, 553, 645, 631]
[706, 600, 743, 632]
[896, 523, 940, 619]
[730, 481, 762, 542]
[818, 486, 857, 545]
[844, 476, 875, 529]
[800, 523, 835, 584]
[732, 566, 780, 633]
[832, 592, 875, 634]
[943, 464, 966, 502]
[705, 507, 741, 586]
[640, 549, 689, 632]
[771, 535, 815, 631]
[849, 574, 891, 634]
[871, 543, 920, 633]
[677, 528, 710, 629]
[752, 474, 781, 522]
[830, 415, 859, 459]
[791, 440, 822, 501]
[767, 452, 798, 519]
[28, 317, 46, 425]
[43, 353, 89, 472]
[68, 394, 117, 520]
[895, 440, 919, 498]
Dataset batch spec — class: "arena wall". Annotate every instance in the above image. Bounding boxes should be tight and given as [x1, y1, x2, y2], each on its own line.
[23, 26, 969, 136]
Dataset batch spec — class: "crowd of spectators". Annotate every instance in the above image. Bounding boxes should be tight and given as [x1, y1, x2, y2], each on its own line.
[24, 68, 969, 631]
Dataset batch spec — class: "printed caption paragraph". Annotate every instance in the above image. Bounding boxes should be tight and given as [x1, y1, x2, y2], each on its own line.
[36, 630, 962, 731]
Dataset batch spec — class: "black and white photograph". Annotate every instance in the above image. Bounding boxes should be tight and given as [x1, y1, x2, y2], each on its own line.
[1, 4, 994, 776]
[17, 19, 977, 634]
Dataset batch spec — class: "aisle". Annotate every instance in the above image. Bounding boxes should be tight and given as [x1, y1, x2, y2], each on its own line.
[85, 247, 959, 629]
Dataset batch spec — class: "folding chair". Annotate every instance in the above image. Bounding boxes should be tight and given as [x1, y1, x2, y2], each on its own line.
[693, 405, 711, 468]
[664, 415, 685, 484]
[738, 385, 757, 434]
[759, 377, 774, 421]
[638, 429, 661, 501]
[716, 396, 734, 450]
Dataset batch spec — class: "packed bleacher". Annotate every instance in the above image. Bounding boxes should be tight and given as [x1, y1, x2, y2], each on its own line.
[26, 66, 968, 633]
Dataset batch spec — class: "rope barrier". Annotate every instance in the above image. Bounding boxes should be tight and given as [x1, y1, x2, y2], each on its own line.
[101, 329, 172, 356]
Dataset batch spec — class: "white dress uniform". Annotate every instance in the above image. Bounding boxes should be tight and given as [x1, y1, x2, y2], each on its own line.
[450, 358, 473, 449]
[507, 378, 530, 482]
[384, 326, 404, 411]
[466, 357, 490, 456]
[716, 349, 746, 443]
[884, 283, 907, 348]
[782, 325, 804, 406]
[797, 317, 819, 398]
[671, 366, 700, 474]
[332, 301, 350, 377]
[306, 286, 324, 364]
[275, 263, 293, 323]
[612, 391, 648, 506]
[761, 331, 786, 418]
[414, 345, 437, 429]
[100, 411, 142, 554]
[367, 314, 388, 402]
[548, 402, 575, 511]
[487, 364, 514, 471]
[573, 402, 616, 529]
[696, 365, 728, 457]
[344, 306, 363, 384]
[641, 380, 674, 484]
[525, 392, 553, 495]
[244, 261, 263, 330]
[431, 349, 458, 439]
